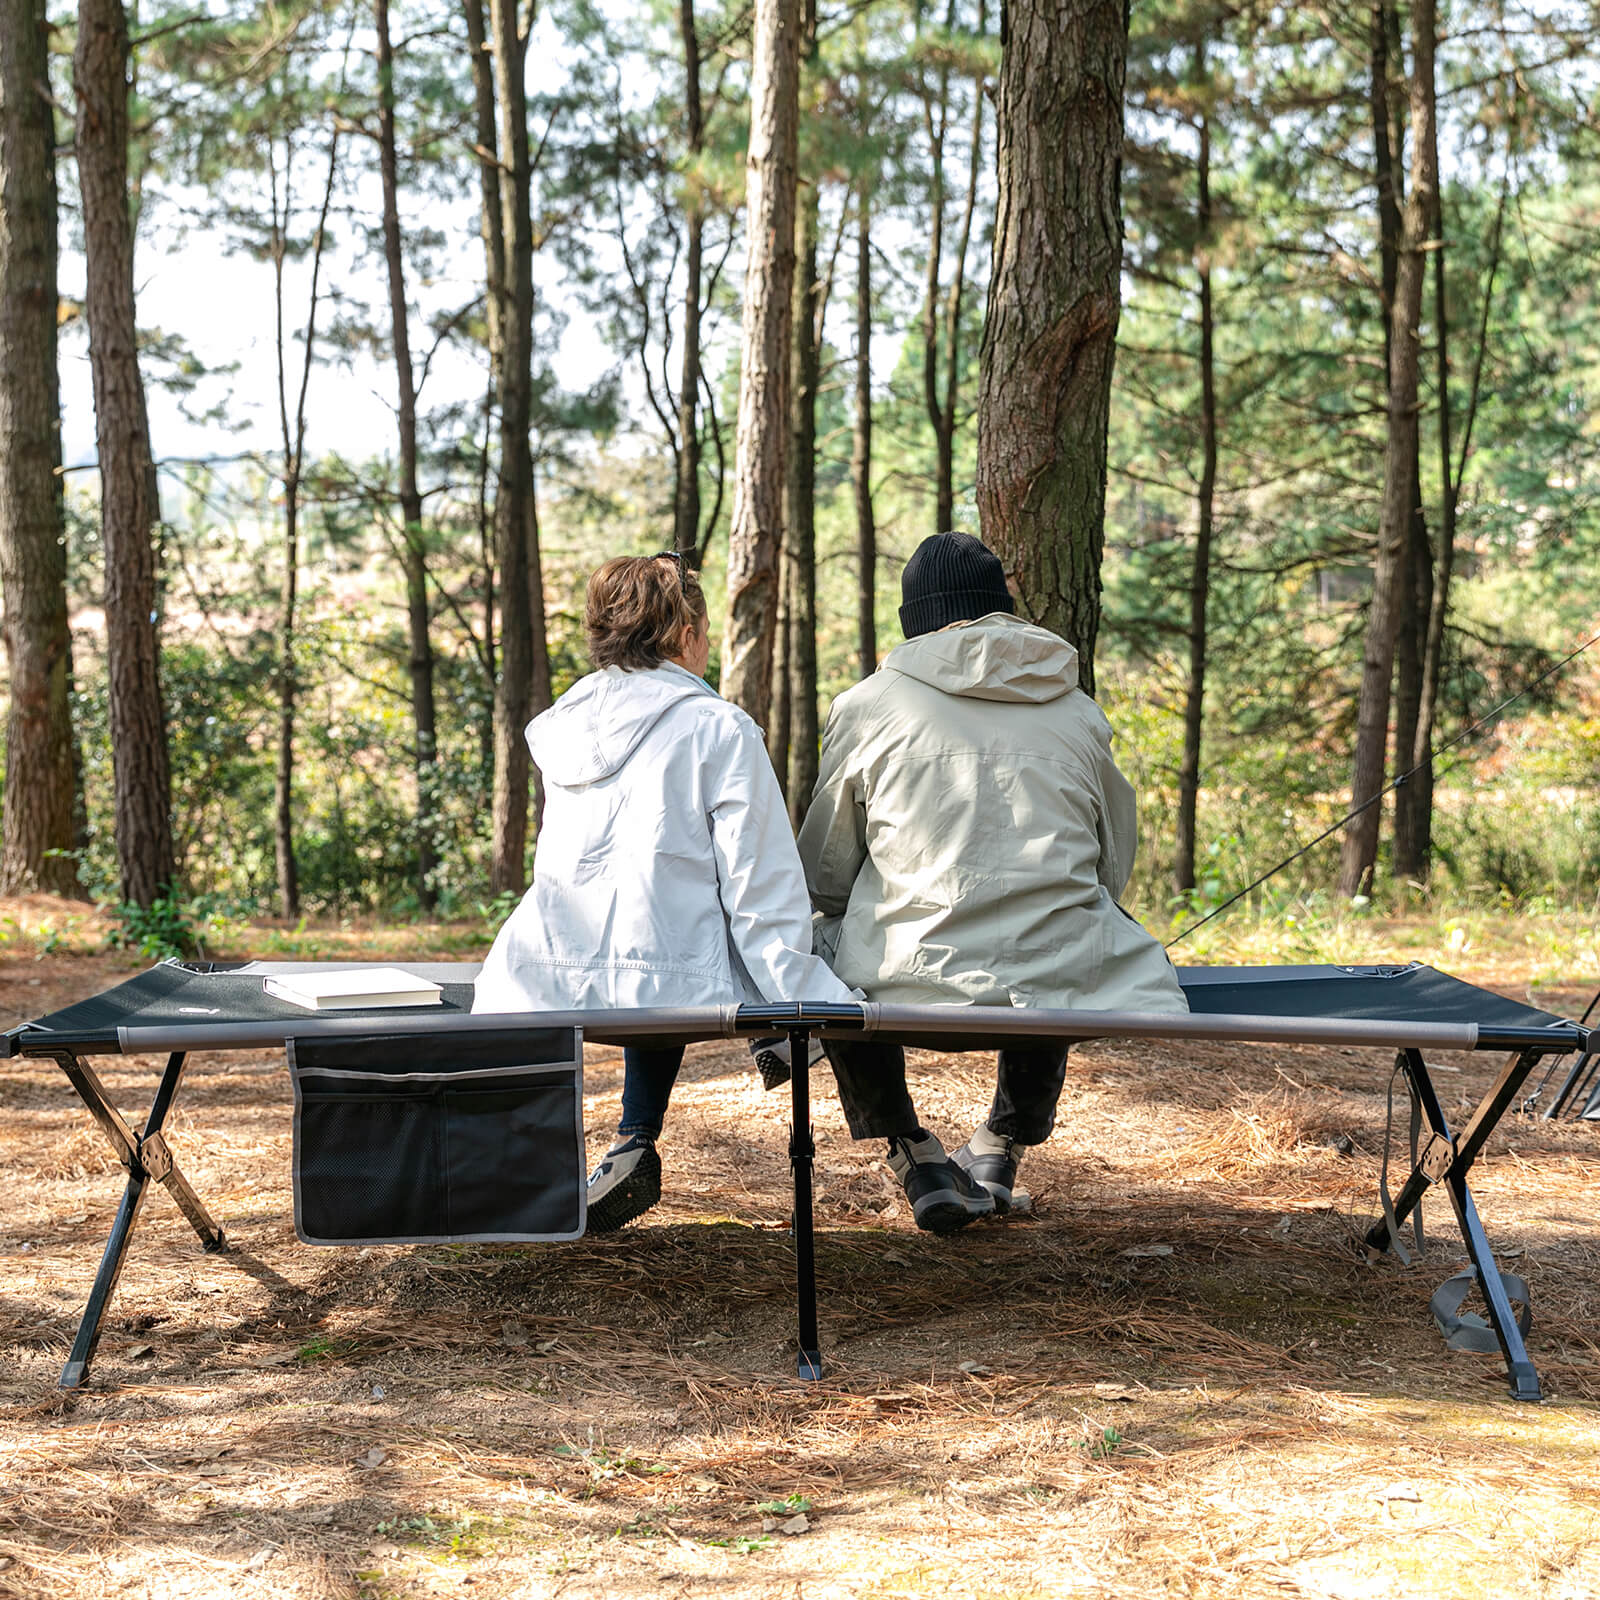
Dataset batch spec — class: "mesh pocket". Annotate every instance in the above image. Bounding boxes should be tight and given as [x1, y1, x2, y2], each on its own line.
[296, 1093, 444, 1242]
[290, 1027, 584, 1244]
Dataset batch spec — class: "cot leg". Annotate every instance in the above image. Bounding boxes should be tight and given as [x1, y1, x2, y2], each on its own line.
[1543, 1052, 1597, 1120]
[60, 1167, 151, 1389]
[1364, 1048, 1542, 1402]
[49, 1051, 226, 1390]
[788, 1026, 822, 1382]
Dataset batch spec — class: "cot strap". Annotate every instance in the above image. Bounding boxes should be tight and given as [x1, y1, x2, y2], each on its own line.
[1379, 1053, 1426, 1266]
[1429, 1267, 1532, 1355]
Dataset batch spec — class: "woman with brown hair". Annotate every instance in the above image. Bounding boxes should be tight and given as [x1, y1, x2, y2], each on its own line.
[474, 553, 853, 1231]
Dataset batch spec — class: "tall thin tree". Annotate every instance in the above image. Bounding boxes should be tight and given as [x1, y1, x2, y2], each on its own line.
[75, 0, 174, 906]
[976, 0, 1128, 694]
[268, 113, 340, 921]
[0, 0, 80, 896]
[375, 0, 438, 911]
[486, 0, 551, 894]
[674, 0, 705, 562]
[852, 173, 876, 678]
[1338, 0, 1437, 896]
[721, 0, 801, 726]
[784, 0, 821, 822]
[1173, 34, 1217, 897]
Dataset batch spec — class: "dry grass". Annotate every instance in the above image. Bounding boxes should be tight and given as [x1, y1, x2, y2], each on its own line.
[2, 927, 1599, 1599]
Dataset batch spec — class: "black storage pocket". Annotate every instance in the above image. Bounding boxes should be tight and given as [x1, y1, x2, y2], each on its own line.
[289, 1026, 584, 1244]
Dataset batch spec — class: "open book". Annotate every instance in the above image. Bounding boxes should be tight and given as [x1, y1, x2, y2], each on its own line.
[263, 967, 444, 1012]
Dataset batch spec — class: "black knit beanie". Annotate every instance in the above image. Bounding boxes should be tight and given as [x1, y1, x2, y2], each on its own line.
[898, 532, 1015, 639]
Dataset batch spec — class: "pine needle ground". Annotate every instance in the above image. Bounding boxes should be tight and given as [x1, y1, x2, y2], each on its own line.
[2, 921, 1598, 1599]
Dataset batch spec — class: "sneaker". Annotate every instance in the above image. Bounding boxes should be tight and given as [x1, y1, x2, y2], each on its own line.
[749, 1036, 792, 1092]
[886, 1131, 996, 1234]
[951, 1134, 1027, 1215]
[748, 1035, 828, 1093]
[585, 1135, 662, 1233]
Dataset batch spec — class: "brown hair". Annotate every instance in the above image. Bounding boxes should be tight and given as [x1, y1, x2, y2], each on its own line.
[585, 554, 708, 672]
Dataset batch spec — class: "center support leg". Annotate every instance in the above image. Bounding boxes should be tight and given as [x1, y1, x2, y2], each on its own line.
[787, 1027, 822, 1381]
[50, 1051, 227, 1390]
[1364, 1048, 1542, 1402]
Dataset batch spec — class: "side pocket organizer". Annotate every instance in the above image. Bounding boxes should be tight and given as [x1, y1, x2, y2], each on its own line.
[289, 1026, 585, 1244]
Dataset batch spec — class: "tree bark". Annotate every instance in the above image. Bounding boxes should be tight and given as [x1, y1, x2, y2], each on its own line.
[268, 122, 339, 921]
[487, 0, 539, 894]
[935, 48, 985, 536]
[1173, 40, 1215, 898]
[976, 0, 1128, 696]
[674, 0, 703, 563]
[1338, 0, 1437, 897]
[75, 0, 174, 907]
[785, 173, 820, 827]
[852, 176, 876, 679]
[0, 0, 80, 896]
[463, 0, 502, 791]
[768, 551, 791, 794]
[1411, 176, 1505, 868]
[376, 0, 438, 911]
[720, 0, 800, 728]
[918, 0, 952, 535]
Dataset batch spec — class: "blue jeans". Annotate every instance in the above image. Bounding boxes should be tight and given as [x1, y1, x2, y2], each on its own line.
[617, 1045, 686, 1139]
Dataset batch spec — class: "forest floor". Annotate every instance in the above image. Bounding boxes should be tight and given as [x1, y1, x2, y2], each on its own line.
[2, 901, 1599, 1599]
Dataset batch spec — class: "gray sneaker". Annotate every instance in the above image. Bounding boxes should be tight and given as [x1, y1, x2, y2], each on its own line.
[951, 1134, 1027, 1215]
[586, 1135, 661, 1233]
[886, 1132, 995, 1233]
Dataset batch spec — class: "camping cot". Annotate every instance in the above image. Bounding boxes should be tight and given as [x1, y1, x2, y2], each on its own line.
[7, 959, 1594, 1401]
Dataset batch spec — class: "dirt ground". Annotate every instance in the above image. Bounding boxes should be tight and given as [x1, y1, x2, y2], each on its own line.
[3, 945, 1600, 1600]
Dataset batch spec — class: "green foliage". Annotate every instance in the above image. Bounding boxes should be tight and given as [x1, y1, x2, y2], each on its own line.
[106, 896, 199, 962]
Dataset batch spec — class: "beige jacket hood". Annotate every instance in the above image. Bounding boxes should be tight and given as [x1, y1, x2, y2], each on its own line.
[797, 613, 1187, 1013]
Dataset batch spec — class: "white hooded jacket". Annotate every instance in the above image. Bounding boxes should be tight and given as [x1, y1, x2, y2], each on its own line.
[473, 662, 854, 1013]
[796, 613, 1188, 1014]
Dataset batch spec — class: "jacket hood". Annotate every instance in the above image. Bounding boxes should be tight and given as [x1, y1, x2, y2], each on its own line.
[527, 663, 718, 786]
[885, 613, 1080, 703]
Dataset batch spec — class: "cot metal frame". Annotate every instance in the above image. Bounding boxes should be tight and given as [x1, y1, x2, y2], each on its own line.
[9, 984, 1590, 1399]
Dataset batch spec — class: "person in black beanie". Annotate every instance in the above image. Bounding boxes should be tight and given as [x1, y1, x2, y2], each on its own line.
[796, 531, 1185, 1233]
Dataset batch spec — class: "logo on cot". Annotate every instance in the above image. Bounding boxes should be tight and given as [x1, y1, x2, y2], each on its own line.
[178, 1007, 221, 1015]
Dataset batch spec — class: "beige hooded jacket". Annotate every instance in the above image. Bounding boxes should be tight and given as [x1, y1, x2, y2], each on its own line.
[796, 613, 1187, 1014]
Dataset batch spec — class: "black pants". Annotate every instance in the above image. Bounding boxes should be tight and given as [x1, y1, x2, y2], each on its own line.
[824, 1038, 1070, 1145]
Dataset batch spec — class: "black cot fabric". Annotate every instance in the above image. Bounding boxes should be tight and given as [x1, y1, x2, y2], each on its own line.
[13, 958, 1582, 1055]
[1176, 963, 1575, 1035]
[15, 960, 478, 1048]
[289, 1026, 584, 1245]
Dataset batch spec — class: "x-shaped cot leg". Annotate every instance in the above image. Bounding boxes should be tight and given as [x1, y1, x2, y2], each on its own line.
[47, 1050, 227, 1389]
[1364, 1047, 1542, 1402]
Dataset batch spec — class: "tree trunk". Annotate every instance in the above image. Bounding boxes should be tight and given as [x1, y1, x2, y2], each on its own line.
[720, 0, 800, 728]
[526, 467, 551, 837]
[1173, 42, 1215, 898]
[1338, 0, 1437, 897]
[918, 0, 951, 536]
[487, 0, 536, 894]
[274, 488, 300, 919]
[768, 551, 792, 794]
[463, 0, 502, 792]
[1412, 177, 1505, 868]
[376, 0, 438, 912]
[935, 42, 985, 535]
[75, 0, 174, 907]
[674, 0, 703, 563]
[786, 175, 820, 827]
[269, 120, 339, 922]
[852, 177, 876, 678]
[0, 0, 80, 896]
[976, 0, 1128, 696]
